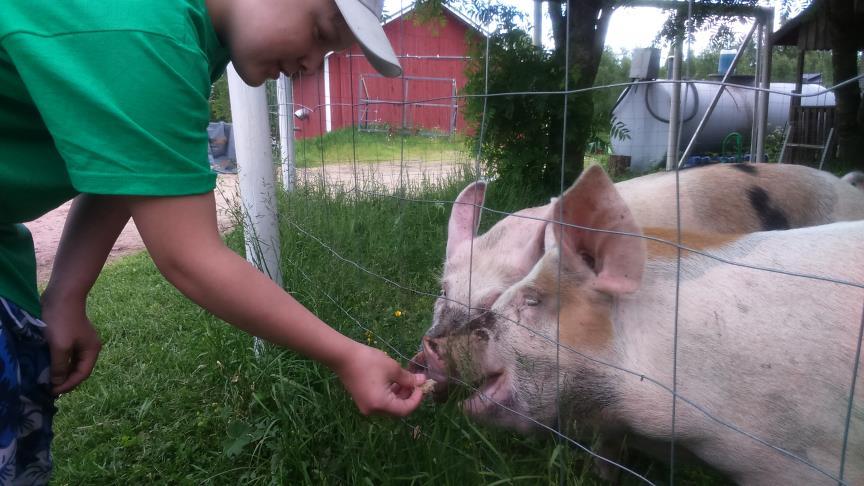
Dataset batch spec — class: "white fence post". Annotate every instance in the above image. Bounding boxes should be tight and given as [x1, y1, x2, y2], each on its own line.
[277, 74, 296, 192]
[226, 64, 284, 354]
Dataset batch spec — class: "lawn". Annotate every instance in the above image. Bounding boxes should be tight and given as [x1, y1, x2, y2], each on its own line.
[52, 168, 722, 485]
[294, 129, 472, 168]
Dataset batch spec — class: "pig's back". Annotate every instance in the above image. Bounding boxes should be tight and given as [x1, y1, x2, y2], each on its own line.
[615, 164, 864, 233]
[682, 221, 863, 483]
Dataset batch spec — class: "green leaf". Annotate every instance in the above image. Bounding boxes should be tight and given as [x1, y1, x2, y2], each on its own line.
[223, 422, 254, 458]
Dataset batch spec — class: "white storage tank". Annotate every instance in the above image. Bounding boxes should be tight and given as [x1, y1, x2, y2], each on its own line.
[610, 80, 835, 172]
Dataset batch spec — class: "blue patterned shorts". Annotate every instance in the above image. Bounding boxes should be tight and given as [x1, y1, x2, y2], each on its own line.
[0, 297, 54, 485]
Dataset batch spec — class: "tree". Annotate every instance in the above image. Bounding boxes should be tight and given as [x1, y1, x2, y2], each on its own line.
[455, 0, 620, 190]
[457, 0, 763, 189]
[680, 38, 833, 84]
[769, 46, 833, 85]
[209, 75, 232, 122]
[544, 0, 615, 185]
[591, 48, 632, 149]
[824, 0, 863, 166]
[462, 29, 583, 190]
[429, 0, 857, 185]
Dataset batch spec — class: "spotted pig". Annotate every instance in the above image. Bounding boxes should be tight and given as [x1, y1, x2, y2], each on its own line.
[417, 166, 863, 484]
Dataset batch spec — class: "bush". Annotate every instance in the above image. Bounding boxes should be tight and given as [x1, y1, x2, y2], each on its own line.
[463, 30, 591, 193]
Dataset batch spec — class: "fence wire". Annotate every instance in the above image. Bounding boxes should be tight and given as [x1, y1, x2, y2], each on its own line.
[247, 4, 864, 484]
[278, 204, 862, 484]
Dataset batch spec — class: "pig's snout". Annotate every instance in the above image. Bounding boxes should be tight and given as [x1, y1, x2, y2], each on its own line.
[407, 350, 426, 373]
[405, 338, 447, 376]
[404, 337, 451, 402]
[422, 336, 449, 380]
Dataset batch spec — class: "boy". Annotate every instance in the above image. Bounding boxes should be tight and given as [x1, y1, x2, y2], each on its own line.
[0, 0, 425, 482]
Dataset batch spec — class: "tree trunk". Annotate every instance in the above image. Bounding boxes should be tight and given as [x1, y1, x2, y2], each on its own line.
[548, 0, 616, 186]
[826, 0, 864, 168]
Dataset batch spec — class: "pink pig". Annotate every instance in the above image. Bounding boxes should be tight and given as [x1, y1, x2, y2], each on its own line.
[417, 165, 864, 484]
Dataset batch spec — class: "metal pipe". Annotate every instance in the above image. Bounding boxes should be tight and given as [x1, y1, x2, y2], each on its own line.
[754, 8, 774, 164]
[277, 74, 296, 191]
[623, 0, 771, 21]
[345, 54, 473, 60]
[666, 39, 683, 170]
[777, 122, 791, 163]
[677, 22, 758, 168]
[533, 0, 543, 47]
[750, 23, 762, 159]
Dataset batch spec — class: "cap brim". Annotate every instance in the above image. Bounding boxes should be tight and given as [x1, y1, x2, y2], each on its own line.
[334, 0, 402, 78]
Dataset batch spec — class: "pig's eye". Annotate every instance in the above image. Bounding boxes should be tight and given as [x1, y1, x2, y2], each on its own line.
[439, 288, 447, 298]
[525, 296, 540, 306]
[479, 293, 500, 312]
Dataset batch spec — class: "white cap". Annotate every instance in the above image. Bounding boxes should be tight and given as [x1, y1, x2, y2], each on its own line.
[334, 0, 402, 77]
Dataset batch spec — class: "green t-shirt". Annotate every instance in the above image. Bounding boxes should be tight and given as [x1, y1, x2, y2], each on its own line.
[0, 0, 230, 316]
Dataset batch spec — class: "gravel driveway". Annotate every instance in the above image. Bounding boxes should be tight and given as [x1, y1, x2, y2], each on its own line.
[25, 161, 464, 283]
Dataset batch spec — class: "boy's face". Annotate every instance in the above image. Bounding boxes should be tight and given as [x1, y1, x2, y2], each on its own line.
[221, 0, 355, 86]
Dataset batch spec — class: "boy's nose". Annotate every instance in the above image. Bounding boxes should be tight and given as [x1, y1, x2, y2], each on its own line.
[301, 62, 321, 76]
[299, 50, 327, 76]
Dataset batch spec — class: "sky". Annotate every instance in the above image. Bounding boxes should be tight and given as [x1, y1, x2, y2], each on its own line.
[383, 0, 800, 56]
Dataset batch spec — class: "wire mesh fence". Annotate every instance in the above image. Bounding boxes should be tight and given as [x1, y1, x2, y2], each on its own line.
[230, 2, 864, 484]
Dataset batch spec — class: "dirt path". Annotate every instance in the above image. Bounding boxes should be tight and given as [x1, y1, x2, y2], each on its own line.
[25, 161, 463, 283]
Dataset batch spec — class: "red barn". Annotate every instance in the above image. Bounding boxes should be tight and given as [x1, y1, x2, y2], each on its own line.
[291, 4, 485, 139]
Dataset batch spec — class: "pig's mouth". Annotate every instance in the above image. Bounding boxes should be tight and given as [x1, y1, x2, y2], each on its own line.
[408, 350, 452, 402]
[408, 350, 513, 414]
[462, 370, 513, 416]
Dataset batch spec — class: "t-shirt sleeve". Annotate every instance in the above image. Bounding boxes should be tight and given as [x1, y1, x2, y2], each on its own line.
[3, 30, 217, 196]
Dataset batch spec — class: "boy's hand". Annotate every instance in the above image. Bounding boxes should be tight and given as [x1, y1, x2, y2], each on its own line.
[40, 296, 102, 395]
[334, 343, 426, 417]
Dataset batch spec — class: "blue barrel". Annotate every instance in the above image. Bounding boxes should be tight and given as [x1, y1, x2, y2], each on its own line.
[718, 50, 736, 75]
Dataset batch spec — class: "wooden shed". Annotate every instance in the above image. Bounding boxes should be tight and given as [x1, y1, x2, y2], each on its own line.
[773, 0, 864, 51]
[291, 4, 485, 140]
[771, 0, 864, 165]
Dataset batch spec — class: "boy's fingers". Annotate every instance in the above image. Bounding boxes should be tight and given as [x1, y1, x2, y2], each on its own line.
[389, 382, 412, 400]
[385, 387, 424, 417]
[49, 346, 70, 388]
[55, 344, 100, 394]
[393, 368, 426, 389]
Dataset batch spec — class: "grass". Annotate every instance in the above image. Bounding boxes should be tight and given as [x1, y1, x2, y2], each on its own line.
[294, 128, 472, 168]
[52, 168, 724, 485]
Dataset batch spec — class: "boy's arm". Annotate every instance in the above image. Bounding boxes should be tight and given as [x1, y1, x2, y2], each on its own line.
[40, 194, 131, 394]
[123, 191, 424, 416]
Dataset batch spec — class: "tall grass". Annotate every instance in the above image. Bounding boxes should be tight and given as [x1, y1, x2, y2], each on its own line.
[52, 170, 720, 485]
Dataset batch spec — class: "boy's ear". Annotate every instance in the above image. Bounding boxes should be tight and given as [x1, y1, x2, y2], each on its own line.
[551, 165, 645, 295]
[446, 181, 486, 258]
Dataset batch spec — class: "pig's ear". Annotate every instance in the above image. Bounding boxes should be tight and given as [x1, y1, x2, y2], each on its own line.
[447, 181, 487, 257]
[551, 165, 645, 295]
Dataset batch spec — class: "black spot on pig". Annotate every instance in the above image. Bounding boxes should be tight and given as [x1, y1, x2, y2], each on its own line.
[467, 310, 496, 332]
[747, 186, 790, 230]
[429, 304, 472, 338]
[729, 163, 758, 175]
